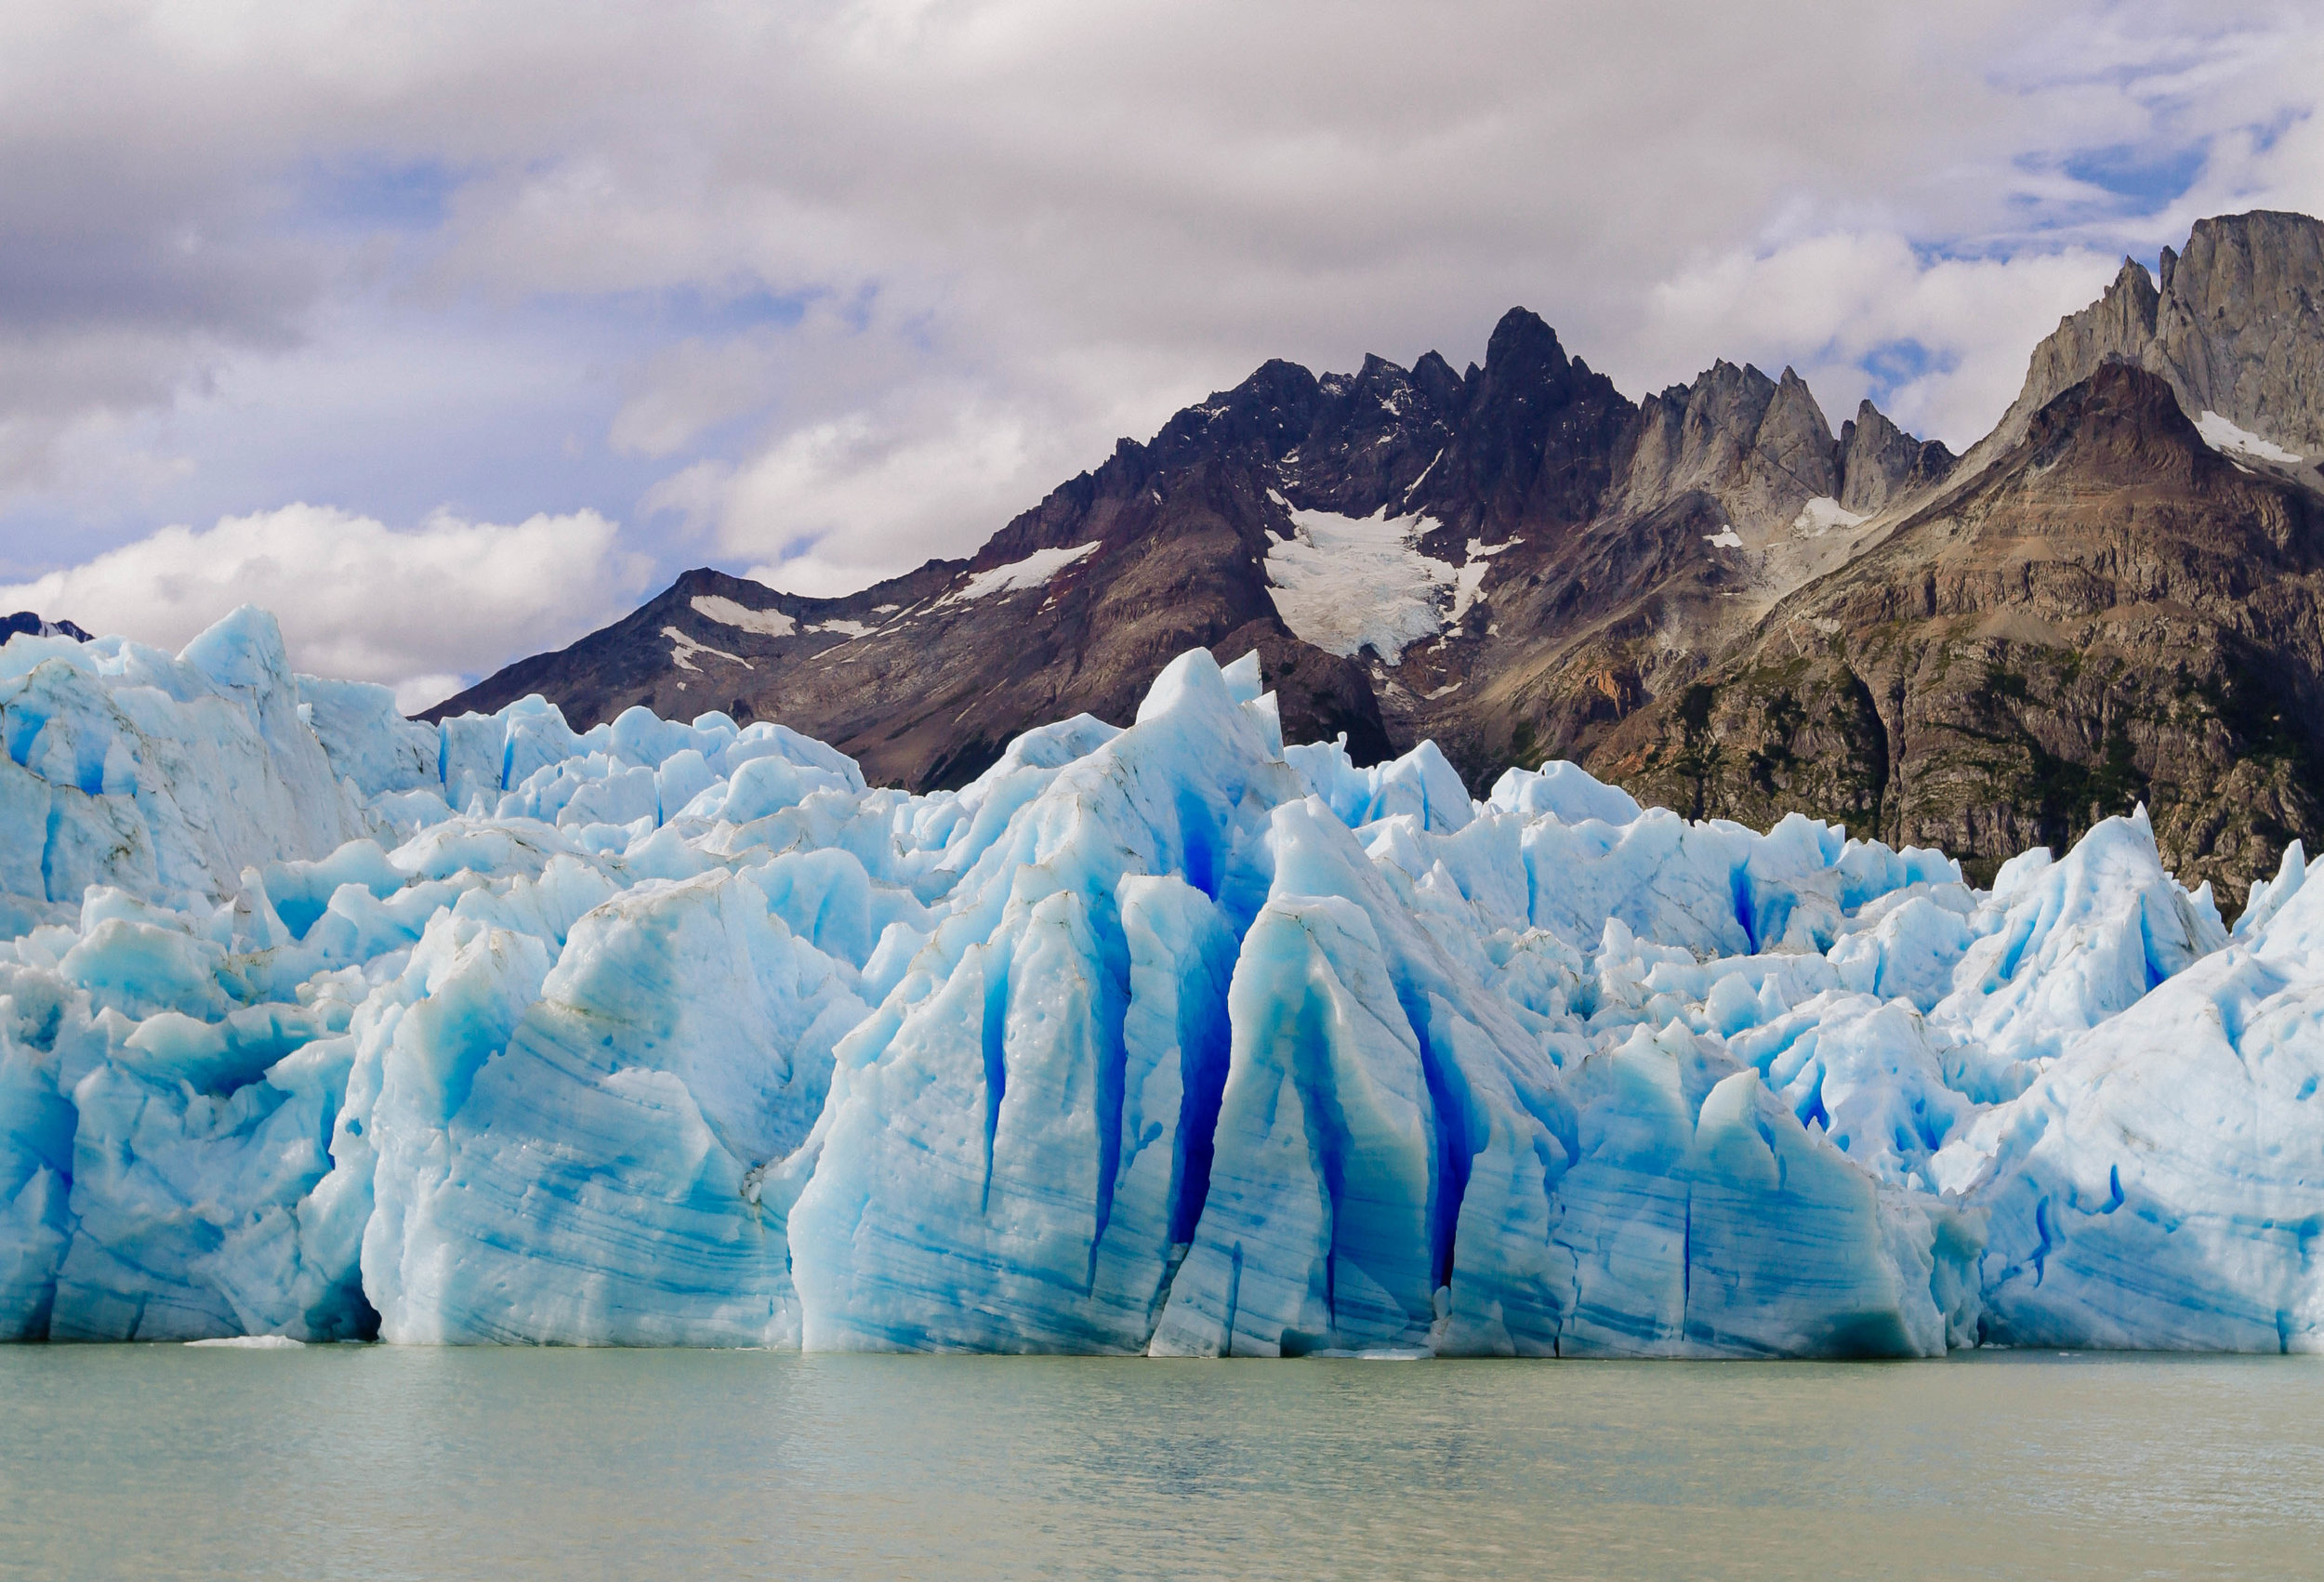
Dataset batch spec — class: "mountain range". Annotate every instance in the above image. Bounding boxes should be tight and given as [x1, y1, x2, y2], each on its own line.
[430, 209, 2324, 905]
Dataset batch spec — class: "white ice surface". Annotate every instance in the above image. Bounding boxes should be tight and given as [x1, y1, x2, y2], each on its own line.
[0, 606, 2313, 1355]
[187, 1334, 302, 1348]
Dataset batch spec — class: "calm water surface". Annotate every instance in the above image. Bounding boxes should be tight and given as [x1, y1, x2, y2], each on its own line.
[3, 1347, 2319, 1580]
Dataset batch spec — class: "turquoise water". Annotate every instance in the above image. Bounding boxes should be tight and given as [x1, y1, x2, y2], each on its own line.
[3, 1349, 2320, 1579]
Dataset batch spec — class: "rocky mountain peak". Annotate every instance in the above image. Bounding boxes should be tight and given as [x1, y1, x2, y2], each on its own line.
[1402, 305, 1635, 539]
[1836, 400, 1957, 516]
[1618, 357, 1841, 536]
[2154, 209, 2324, 455]
[2019, 360, 2218, 486]
[1757, 365, 1842, 498]
[1972, 257, 2161, 465]
[1409, 349, 1464, 410]
[1974, 210, 2324, 476]
[1479, 305, 1571, 384]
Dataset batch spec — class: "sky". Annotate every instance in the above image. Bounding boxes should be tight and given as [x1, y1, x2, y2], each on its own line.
[1, 1, 2320, 711]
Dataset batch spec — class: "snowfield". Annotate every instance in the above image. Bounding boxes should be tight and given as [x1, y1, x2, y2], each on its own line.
[2197, 410, 2306, 467]
[1264, 507, 1459, 663]
[3, 607, 2320, 1355]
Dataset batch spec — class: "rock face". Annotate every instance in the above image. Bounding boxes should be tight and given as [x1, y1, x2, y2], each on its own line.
[438, 209, 2324, 905]
[2156, 211, 2324, 455]
[429, 308, 1647, 790]
[1604, 363, 2324, 897]
[1618, 363, 1842, 535]
[1837, 402, 1958, 516]
[1964, 210, 2324, 474]
[435, 310, 1932, 790]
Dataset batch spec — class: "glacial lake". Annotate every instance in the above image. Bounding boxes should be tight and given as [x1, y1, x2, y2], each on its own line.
[4, 1349, 2320, 1580]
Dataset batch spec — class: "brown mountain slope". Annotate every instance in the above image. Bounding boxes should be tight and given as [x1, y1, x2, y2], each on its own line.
[1594, 362, 2324, 896]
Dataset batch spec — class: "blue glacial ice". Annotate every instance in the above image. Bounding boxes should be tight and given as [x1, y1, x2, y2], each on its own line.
[1, 608, 2318, 1353]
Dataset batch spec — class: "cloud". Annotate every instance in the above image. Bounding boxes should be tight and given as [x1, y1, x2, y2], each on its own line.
[0, 504, 654, 712]
[647, 395, 1036, 597]
[1, 0, 2321, 615]
[1632, 234, 2132, 446]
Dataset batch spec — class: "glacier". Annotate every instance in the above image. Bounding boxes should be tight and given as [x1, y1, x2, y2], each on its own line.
[2, 609, 2318, 1355]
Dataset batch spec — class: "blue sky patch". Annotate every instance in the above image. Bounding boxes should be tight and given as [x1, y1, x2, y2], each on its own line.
[2060, 140, 2210, 215]
[293, 155, 466, 233]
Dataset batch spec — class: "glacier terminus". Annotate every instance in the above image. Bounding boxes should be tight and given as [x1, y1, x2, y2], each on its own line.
[2, 607, 2319, 1357]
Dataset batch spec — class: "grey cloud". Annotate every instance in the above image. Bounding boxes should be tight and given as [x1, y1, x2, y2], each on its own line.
[3, 0, 2320, 647]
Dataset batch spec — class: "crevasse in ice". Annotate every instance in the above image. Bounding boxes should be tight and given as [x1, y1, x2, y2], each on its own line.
[1, 610, 2316, 1354]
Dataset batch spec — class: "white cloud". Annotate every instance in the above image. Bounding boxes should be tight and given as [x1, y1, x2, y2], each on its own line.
[1632, 235, 2131, 445]
[610, 334, 790, 459]
[1, 0, 2321, 605]
[0, 504, 654, 711]
[648, 394, 1041, 597]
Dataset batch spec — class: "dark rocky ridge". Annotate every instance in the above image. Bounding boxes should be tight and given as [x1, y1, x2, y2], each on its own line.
[2, 613, 92, 644]
[435, 308, 1935, 784]
[434, 210, 2324, 904]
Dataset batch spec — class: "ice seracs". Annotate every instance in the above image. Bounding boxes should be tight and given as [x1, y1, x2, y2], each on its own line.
[1, 607, 2317, 1353]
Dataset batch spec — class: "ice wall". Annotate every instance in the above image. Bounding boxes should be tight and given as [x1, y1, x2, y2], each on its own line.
[1, 608, 2314, 1353]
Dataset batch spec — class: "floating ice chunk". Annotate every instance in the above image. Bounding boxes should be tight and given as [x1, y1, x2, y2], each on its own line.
[186, 1334, 303, 1348]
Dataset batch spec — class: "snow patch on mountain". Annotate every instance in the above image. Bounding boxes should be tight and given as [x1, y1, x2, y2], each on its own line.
[1791, 497, 1868, 536]
[2198, 411, 2305, 466]
[665, 626, 749, 672]
[1266, 508, 1457, 664]
[1450, 539, 1513, 626]
[944, 542, 1102, 604]
[691, 596, 797, 637]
